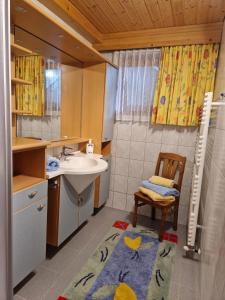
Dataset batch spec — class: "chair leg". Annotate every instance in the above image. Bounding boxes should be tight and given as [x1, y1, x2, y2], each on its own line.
[151, 207, 156, 220]
[159, 208, 168, 242]
[133, 199, 138, 227]
[173, 202, 179, 231]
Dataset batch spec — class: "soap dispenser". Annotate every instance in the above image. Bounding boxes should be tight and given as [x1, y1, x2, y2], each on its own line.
[86, 139, 94, 154]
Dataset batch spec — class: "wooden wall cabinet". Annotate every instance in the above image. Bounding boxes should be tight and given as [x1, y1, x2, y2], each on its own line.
[81, 63, 118, 154]
[81, 63, 118, 209]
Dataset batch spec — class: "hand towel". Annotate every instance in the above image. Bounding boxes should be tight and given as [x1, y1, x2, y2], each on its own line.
[46, 156, 60, 172]
[139, 186, 175, 203]
[142, 180, 180, 197]
[149, 175, 174, 188]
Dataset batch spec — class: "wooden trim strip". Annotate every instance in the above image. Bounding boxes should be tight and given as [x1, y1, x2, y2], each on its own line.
[94, 22, 223, 51]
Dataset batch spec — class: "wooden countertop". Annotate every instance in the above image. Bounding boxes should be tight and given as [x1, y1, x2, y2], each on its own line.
[12, 137, 50, 152]
[47, 137, 89, 148]
[13, 175, 46, 193]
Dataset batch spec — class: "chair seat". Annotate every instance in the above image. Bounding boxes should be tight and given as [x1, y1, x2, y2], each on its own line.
[134, 191, 176, 207]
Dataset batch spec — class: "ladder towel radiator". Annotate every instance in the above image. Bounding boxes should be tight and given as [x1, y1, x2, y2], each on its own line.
[185, 92, 225, 252]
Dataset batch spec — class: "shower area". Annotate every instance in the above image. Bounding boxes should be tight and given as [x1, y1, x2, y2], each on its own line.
[198, 21, 225, 300]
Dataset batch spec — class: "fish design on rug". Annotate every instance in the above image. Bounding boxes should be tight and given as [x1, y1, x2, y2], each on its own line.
[92, 281, 137, 300]
[123, 235, 154, 260]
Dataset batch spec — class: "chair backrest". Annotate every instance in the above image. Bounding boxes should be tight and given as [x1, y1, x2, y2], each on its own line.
[155, 152, 186, 191]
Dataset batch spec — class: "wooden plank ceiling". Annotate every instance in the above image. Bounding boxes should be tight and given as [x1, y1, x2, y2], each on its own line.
[34, 0, 225, 51]
[70, 0, 225, 33]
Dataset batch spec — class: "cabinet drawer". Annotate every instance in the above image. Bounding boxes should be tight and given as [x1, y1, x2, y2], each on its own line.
[13, 181, 47, 213]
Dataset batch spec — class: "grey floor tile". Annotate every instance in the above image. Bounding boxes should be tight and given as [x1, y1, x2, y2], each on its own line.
[14, 206, 201, 300]
[16, 266, 58, 300]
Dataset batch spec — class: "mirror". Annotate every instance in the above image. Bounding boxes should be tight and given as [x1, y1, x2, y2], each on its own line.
[15, 27, 83, 141]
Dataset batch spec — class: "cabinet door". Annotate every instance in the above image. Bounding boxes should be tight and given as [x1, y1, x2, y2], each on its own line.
[13, 198, 47, 287]
[99, 155, 111, 207]
[58, 176, 79, 245]
[102, 64, 118, 142]
[78, 183, 94, 226]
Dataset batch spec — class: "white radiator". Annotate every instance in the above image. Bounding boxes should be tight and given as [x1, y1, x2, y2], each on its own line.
[185, 92, 225, 251]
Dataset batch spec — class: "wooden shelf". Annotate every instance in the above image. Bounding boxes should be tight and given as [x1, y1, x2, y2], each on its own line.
[13, 174, 46, 193]
[11, 78, 32, 85]
[11, 42, 32, 56]
[12, 110, 32, 115]
[47, 137, 89, 148]
[12, 137, 50, 152]
[12, 0, 107, 64]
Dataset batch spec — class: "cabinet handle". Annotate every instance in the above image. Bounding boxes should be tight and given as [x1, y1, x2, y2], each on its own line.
[28, 191, 38, 199]
[37, 204, 45, 211]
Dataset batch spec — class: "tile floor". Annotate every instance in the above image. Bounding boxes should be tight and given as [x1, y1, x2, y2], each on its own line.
[14, 207, 200, 300]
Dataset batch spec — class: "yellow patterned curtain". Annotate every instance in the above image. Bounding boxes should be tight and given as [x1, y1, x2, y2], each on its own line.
[15, 56, 45, 116]
[151, 44, 219, 126]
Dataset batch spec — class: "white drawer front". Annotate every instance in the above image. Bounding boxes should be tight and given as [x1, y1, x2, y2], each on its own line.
[13, 181, 47, 212]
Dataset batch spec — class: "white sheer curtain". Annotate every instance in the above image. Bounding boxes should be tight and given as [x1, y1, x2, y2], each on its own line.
[111, 49, 161, 122]
[45, 59, 61, 116]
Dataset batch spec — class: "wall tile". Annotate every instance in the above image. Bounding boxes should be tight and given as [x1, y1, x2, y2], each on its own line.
[160, 144, 178, 153]
[177, 145, 195, 164]
[128, 160, 144, 178]
[113, 192, 126, 210]
[126, 194, 134, 212]
[146, 125, 163, 143]
[183, 166, 193, 187]
[110, 174, 114, 191]
[116, 140, 130, 158]
[162, 126, 180, 145]
[110, 121, 197, 225]
[144, 142, 161, 162]
[113, 122, 118, 140]
[106, 191, 114, 207]
[114, 175, 127, 193]
[130, 141, 145, 160]
[131, 123, 147, 141]
[111, 156, 116, 174]
[117, 122, 132, 140]
[115, 158, 129, 176]
[127, 177, 142, 195]
[142, 161, 155, 179]
[178, 127, 198, 147]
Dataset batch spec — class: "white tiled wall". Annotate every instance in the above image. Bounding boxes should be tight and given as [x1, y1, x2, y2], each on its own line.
[107, 122, 198, 225]
[17, 115, 60, 140]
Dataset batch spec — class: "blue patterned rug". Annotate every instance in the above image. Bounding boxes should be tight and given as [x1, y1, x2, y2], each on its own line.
[58, 221, 177, 300]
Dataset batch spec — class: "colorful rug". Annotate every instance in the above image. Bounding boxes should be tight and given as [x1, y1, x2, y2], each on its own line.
[58, 221, 177, 300]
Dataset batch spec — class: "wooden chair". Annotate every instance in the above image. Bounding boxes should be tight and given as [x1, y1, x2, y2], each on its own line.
[133, 152, 186, 241]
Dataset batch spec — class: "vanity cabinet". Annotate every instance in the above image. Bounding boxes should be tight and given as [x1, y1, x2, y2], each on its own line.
[58, 176, 79, 245]
[47, 176, 94, 247]
[98, 155, 111, 208]
[13, 181, 48, 287]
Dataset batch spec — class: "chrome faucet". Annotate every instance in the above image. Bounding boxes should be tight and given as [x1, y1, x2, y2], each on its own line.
[59, 146, 73, 161]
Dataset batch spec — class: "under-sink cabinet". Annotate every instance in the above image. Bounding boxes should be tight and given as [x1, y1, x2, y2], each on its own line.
[13, 181, 48, 287]
[47, 175, 94, 247]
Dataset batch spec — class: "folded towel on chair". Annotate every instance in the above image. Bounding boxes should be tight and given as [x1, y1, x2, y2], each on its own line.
[149, 175, 174, 188]
[142, 180, 180, 197]
[139, 186, 175, 203]
[46, 156, 60, 172]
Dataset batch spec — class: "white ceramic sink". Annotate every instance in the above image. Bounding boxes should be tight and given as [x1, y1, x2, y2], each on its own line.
[58, 154, 107, 194]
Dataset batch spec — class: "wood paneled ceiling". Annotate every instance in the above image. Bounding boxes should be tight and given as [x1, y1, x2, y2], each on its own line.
[70, 0, 225, 34]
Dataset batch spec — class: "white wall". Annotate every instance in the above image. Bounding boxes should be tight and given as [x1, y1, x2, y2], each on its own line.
[107, 121, 198, 225]
[199, 21, 225, 300]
